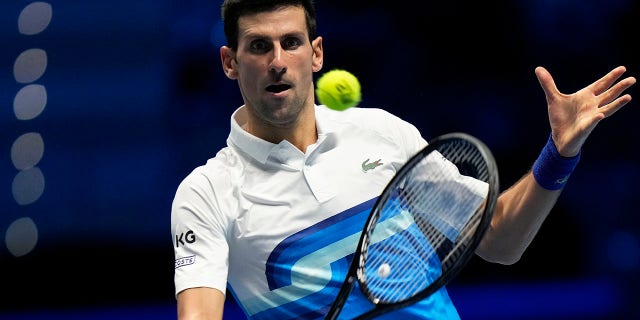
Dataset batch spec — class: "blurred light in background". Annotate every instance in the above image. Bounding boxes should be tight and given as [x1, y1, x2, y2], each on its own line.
[5, 217, 38, 257]
[13, 48, 47, 84]
[11, 132, 44, 170]
[11, 167, 45, 206]
[18, 1, 52, 36]
[13, 84, 47, 120]
[6, 1, 52, 259]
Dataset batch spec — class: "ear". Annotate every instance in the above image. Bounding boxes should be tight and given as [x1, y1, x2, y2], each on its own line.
[220, 46, 238, 79]
[311, 36, 323, 73]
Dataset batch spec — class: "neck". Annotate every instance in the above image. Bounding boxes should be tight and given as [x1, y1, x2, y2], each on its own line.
[242, 105, 318, 153]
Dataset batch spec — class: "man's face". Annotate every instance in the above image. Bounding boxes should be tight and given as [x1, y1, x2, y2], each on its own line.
[224, 5, 323, 128]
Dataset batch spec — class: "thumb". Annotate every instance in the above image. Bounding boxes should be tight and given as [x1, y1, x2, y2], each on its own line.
[535, 66, 559, 103]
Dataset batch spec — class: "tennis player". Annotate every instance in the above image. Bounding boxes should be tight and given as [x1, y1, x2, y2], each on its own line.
[171, 0, 636, 319]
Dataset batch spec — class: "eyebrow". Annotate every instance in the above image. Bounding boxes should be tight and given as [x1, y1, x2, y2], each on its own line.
[242, 30, 307, 42]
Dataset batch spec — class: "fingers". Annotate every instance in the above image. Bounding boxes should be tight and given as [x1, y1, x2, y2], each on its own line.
[595, 68, 636, 117]
[590, 66, 631, 95]
[537, 65, 635, 98]
[599, 93, 633, 118]
[598, 75, 636, 106]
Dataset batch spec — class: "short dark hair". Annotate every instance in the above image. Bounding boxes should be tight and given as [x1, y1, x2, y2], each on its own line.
[221, 0, 317, 50]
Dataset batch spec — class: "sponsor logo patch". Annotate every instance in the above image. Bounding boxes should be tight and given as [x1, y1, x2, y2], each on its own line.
[175, 255, 196, 269]
[175, 230, 196, 247]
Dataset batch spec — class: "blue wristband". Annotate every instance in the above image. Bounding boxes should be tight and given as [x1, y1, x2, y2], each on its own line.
[532, 134, 580, 190]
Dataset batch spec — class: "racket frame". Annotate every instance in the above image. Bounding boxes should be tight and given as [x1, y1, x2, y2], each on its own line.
[325, 132, 499, 320]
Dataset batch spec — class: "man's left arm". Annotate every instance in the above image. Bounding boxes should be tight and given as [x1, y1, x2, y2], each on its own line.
[476, 66, 636, 264]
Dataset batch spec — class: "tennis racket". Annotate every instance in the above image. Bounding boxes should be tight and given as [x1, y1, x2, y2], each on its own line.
[325, 132, 499, 320]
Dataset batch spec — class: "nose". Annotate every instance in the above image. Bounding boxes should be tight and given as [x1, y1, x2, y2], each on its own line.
[269, 45, 287, 79]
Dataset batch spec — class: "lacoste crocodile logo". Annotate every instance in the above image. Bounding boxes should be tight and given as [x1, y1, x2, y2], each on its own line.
[362, 158, 383, 173]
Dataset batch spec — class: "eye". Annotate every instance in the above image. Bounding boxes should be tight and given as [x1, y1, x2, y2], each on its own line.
[282, 37, 303, 50]
[249, 39, 271, 53]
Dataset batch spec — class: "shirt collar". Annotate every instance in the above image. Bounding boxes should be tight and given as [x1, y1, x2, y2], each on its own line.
[227, 105, 337, 164]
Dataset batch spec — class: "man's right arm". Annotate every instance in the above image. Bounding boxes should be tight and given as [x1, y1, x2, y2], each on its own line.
[177, 287, 226, 320]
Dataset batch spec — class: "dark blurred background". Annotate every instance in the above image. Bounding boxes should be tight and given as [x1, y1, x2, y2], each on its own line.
[1, 0, 638, 319]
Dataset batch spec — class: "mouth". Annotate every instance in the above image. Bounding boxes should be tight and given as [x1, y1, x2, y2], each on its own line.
[265, 84, 291, 93]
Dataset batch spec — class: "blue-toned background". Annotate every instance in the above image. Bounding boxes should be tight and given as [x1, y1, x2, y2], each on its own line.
[1, 0, 638, 319]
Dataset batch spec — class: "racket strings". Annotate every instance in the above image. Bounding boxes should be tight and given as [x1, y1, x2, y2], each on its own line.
[361, 140, 490, 304]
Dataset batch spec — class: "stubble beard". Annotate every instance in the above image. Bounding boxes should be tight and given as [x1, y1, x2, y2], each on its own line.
[255, 93, 309, 129]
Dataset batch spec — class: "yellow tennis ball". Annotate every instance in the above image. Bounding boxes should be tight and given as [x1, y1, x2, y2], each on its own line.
[315, 69, 361, 111]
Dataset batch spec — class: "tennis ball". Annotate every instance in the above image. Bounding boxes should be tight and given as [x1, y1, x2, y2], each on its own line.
[315, 69, 361, 111]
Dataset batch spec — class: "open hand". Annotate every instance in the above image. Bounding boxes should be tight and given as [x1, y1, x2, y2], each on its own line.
[535, 66, 636, 157]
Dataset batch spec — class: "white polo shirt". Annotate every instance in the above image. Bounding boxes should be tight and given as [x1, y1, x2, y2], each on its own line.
[172, 105, 461, 319]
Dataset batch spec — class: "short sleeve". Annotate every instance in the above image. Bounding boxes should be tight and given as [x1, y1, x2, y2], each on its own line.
[171, 170, 231, 297]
